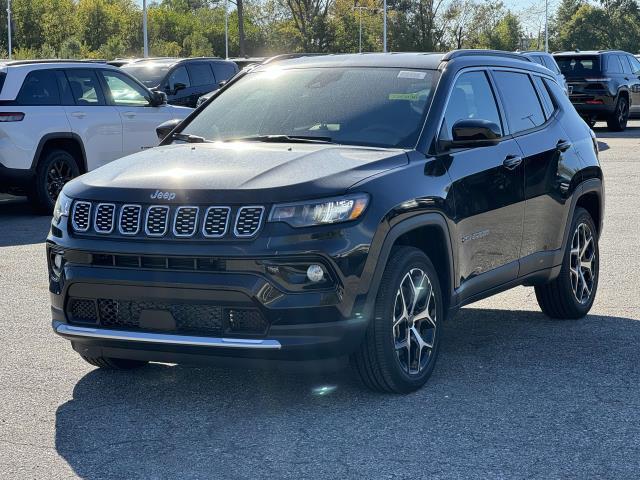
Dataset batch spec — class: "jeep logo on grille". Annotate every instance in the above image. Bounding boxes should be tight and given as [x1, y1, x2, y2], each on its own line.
[150, 190, 176, 201]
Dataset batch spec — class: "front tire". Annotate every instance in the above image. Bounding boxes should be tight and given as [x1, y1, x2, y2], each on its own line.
[606, 95, 629, 131]
[352, 246, 443, 393]
[535, 207, 599, 319]
[80, 355, 148, 370]
[29, 149, 80, 214]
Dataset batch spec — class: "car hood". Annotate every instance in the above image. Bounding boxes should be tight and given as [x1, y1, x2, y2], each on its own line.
[66, 142, 409, 203]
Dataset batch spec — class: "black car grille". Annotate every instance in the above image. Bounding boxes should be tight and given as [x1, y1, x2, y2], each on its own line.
[71, 201, 265, 240]
[173, 206, 199, 237]
[235, 207, 265, 237]
[145, 206, 170, 236]
[71, 201, 91, 232]
[67, 298, 269, 336]
[119, 205, 141, 235]
[94, 204, 115, 233]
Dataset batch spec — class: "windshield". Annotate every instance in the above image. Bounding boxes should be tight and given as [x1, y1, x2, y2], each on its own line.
[555, 56, 601, 76]
[121, 64, 170, 87]
[181, 67, 437, 148]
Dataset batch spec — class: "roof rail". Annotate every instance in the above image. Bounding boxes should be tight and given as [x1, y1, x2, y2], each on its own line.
[0, 58, 107, 66]
[442, 49, 531, 62]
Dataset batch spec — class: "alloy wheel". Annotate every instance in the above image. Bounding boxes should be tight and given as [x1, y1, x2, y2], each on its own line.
[393, 268, 437, 375]
[618, 99, 629, 126]
[569, 222, 597, 304]
[46, 158, 74, 202]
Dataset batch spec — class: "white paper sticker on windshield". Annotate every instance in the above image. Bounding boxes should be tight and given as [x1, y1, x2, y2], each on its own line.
[397, 70, 426, 79]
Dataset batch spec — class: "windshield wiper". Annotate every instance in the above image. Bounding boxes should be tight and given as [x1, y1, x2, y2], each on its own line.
[225, 134, 334, 144]
[172, 132, 209, 143]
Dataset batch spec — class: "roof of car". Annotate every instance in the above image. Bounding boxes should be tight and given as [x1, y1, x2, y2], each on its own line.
[554, 50, 628, 56]
[252, 50, 535, 71]
[125, 57, 229, 67]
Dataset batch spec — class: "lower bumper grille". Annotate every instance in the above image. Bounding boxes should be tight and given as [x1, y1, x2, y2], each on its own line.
[67, 298, 269, 336]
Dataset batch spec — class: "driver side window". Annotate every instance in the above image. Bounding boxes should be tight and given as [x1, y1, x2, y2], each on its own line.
[440, 71, 502, 141]
[100, 70, 150, 106]
[168, 66, 190, 92]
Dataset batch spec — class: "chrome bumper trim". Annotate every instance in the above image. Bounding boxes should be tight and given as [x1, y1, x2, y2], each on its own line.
[56, 324, 281, 350]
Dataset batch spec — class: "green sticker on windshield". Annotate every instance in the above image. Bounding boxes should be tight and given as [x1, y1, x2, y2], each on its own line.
[389, 93, 419, 101]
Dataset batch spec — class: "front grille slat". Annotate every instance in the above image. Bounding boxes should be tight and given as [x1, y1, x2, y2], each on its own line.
[71, 202, 266, 240]
[94, 203, 116, 234]
[119, 204, 141, 235]
[71, 201, 91, 232]
[234, 206, 265, 238]
[145, 206, 170, 237]
[173, 206, 199, 237]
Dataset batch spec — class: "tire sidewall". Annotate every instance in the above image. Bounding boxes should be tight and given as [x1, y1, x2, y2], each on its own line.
[560, 208, 600, 315]
[375, 248, 444, 391]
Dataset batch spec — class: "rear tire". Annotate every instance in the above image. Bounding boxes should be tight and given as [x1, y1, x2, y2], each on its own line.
[352, 246, 443, 393]
[606, 95, 629, 132]
[29, 149, 80, 214]
[80, 355, 148, 370]
[534, 207, 599, 319]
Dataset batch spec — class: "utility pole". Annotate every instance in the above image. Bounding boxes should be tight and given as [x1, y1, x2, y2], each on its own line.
[7, 0, 12, 60]
[544, 0, 548, 52]
[143, 0, 148, 57]
[383, 0, 387, 52]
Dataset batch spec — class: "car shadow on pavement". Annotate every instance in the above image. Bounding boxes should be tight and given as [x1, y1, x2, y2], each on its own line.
[54, 308, 640, 479]
[0, 196, 51, 247]
[593, 124, 640, 139]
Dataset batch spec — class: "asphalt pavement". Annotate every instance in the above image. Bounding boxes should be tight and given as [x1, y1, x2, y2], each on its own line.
[1, 122, 639, 479]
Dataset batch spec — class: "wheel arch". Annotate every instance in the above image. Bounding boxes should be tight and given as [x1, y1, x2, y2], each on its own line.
[362, 213, 456, 320]
[30, 133, 88, 174]
[561, 178, 604, 251]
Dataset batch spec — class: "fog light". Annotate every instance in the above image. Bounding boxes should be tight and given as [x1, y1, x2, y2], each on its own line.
[51, 252, 64, 279]
[306, 264, 325, 283]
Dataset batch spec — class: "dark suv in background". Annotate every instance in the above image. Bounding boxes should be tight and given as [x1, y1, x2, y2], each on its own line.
[554, 50, 640, 130]
[48, 51, 603, 393]
[120, 57, 239, 107]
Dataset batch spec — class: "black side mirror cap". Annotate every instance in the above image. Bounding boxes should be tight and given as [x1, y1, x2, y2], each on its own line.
[156, 118, 182, 142]
[444, 119, 502, 149]
[173, 82, 187, 93]
[149, 90, 168, 107]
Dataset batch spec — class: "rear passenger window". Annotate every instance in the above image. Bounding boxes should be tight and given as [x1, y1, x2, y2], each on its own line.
[440, 71, 502, 141]
[17, 70, 60, 105]
[65, 69, 104, 105]
[187, 64, 215, 86]
[493, 71, 546, 133]
[532, 76, 555, 118]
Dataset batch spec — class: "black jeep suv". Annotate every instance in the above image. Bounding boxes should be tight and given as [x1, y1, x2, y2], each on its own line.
[48, 51, 604, 393]
[554, 50, 640, 130]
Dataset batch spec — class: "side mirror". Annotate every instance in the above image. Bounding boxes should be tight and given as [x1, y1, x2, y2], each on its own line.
[446, 119, 502, 149]
[149, 90, 167, 107]
[156, 118, 182, 142]
[173, 82, 187, 93]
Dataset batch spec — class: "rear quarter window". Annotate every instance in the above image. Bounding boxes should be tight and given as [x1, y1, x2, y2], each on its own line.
[17, 70, 60, 105]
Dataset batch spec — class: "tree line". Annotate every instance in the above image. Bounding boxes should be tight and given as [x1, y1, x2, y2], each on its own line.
[0, 0, 638, 60]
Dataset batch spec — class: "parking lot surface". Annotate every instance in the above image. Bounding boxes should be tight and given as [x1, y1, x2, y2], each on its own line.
[1, 123, 639, 479]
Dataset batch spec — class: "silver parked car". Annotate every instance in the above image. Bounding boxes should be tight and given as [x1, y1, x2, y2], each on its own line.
[518, 51, 569, 95]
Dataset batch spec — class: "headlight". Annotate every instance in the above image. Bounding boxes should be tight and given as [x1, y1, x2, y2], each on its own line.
[52, 192, 72, 225]
[269, 194, 369, 228]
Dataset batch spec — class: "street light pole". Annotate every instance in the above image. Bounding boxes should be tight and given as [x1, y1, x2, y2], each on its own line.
[353, 6, 368, 53]
[225, 0, 229, 58]
[7, 0, 12, 60]
[383, 0, 387, 53]
[142, 0, 148, 57]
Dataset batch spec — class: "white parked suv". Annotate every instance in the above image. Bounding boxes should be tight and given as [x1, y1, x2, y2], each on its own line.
[0, 60, 192, 211]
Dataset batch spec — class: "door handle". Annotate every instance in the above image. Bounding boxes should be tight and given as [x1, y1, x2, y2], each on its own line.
[122, 112, 136, 119]
[70, 111, 86, 119]
[503, 155, 522, 170]
[556, 139, 572, 152]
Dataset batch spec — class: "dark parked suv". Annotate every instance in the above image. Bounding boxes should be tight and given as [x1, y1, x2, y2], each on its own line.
[48, 51, 604, 393]
[120, 57, 239, 108]
[554, 50, 640, 130]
